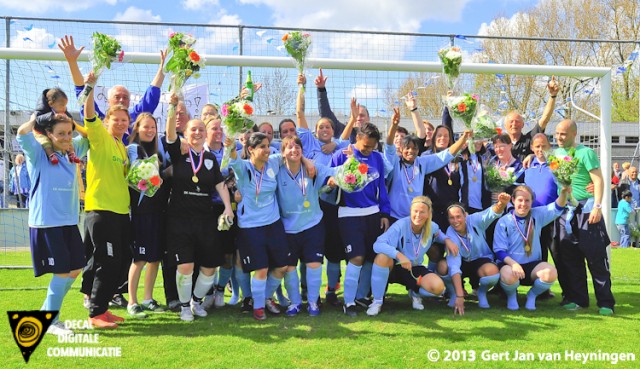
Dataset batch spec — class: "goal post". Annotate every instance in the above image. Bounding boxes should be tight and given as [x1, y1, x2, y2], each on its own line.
[0, 48, 613, 232]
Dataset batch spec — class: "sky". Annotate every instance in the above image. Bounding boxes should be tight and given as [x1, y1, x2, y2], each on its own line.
[0, 0, 542, 36]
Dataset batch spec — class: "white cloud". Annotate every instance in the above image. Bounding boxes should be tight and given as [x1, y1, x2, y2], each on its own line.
[348, 84, 383, 100]
[11, 28, 56, 49]
[114, 7, 162, 22]
[477, 11, 529, 36]
[0, 0, 119, 13]
[182, 0, 220, 10]
[238, 0, 471, 32]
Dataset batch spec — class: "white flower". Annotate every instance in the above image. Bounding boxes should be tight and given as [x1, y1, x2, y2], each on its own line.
[506, 167, 515, 174]
[445, 50, 462, 60]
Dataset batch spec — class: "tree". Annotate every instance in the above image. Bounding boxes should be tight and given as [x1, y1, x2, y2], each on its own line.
[253, 68, 296, 116]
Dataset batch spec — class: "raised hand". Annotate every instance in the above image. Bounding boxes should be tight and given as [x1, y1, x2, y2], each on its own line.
[314, 68, 328, 88]
[58, 35, 84, 62]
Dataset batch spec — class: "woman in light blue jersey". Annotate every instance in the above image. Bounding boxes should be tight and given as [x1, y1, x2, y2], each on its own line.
[493, 185, 570, 311]
[16, 112, 89, 335]
[367, 196, 459, 316]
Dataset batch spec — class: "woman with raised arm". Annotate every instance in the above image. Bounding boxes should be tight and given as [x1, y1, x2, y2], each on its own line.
[165, 95, 234, 322]
[16, 112, 89, 334]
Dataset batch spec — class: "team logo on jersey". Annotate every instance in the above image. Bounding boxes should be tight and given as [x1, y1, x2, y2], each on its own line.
[7, 310, 57, 363]
[204, 159, 214, 170]
[267, 168, 276, 179]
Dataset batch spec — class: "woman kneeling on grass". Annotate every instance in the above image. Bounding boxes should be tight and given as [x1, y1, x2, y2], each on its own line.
[367, 196, 459, 316]
[17, 112, 89, 335]
[493, 185, 570, 311]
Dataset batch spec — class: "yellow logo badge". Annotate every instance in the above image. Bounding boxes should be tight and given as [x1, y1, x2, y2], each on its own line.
[7, 310, 57, 363]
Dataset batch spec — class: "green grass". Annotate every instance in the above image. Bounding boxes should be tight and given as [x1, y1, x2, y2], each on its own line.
[1, 250, 639, 369]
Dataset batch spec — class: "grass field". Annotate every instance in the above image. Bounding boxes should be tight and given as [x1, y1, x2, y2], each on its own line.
[1, 249, 639, 369]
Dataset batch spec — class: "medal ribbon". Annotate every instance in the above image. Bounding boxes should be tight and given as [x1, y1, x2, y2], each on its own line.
[286, 166, 306, 198]
[403, 162, 416, 186]
[253, 164, 265, 202]
[189, 148, 205, 178]
[455, 231, 471, 256]
[511, 213, 534, 255]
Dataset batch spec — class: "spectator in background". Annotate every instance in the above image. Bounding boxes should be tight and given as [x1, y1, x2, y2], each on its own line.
[9, 154, 30, 208]
[620, 162, 631, 183]
[613, 162, 622, 179]
[628, 167, 640, 207]
[615, 190, 634, 248]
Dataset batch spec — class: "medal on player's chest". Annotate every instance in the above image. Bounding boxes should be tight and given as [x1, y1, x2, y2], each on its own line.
[403, 163, 416, 193]
[287, 166, 309, 209]
[445, 163, 454, 186]
[512, 213, 534, 255]
[189, 149, 204, 183]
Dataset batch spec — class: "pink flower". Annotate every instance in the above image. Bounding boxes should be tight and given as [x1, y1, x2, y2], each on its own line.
[221, 104, 229, 117]
[344, 173, 356, 184]
[563, 156, 572, 161]
[138, 179, 148, 191]
[471, 94, 479, 101]
[169, 32, 176, 38]
[499, 170, 508, 178]
[118, 50, 125, 62]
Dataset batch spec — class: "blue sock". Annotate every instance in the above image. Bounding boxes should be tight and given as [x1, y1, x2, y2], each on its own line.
[265, 274, 283, 302]
[440, 275, 456, 307]
[235, 268, 252, 299]
[64, 276, 75, 294]
[355, 261, 373, 300]
[526, 279, 554, 311]
[284, 270, 302, 305]
[251, 277, 267, 310]
[343, 262, 362, 305]
[501, 280, 520, 310]
[306, 266, 322, 305]
[230, 266, 240, 298]
[371, 264, 390, 304]
[326, 261, 341, 292]
[419, 288, 438, 298]
[217, 266, 233, 289]
[42, 275, 69, 322]
[478, 274, 499, 309]
[275, 284, 290, 307]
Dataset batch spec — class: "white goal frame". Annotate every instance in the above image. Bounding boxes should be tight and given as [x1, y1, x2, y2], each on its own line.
[0, 48, 613, 231]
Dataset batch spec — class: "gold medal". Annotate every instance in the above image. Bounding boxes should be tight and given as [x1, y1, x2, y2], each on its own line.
[472, 176, 477, 182]
[408, 186, 413, 193]
[524, 244, 531, 253]
[192, 175, 199, 183]
[303, 200, 311, 208]
[448, 179, 453, 186]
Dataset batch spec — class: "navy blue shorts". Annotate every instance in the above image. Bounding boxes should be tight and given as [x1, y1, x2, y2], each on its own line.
[30, 226, 85, 277]
[131, 212, 164, 263]
[213, 203, 238, 255]
[320, 200, 344, 263]
[460, 257, 495, 287]
[166, 215, 224, 268]
[237, 219, 290, 272]
[338, 212, 383, 262]
[286, 220, 325, 265]
[498, 260, 544, 286]
[388, 264, 433, 293]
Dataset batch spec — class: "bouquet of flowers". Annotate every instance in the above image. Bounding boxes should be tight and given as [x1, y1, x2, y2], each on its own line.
[282, 31, 311, 92]
[438, 46, 462, 89]
[333, 157, 380, 193]
[125, 155, 163, 204]
[77, 32, 124, 106]
[484, 159, 522, 193]
[547, 148, 579, 206]
[164, 32, 205, 111]
[447, 93, 479, 152]
[472, 109, 502, 140]
[219, 100, 255, 169]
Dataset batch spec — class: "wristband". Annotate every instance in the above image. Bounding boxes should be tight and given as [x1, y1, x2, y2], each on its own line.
[550, 95, 557, 98]
[410, 107, 418, 112]
[594, 204, 602, 209]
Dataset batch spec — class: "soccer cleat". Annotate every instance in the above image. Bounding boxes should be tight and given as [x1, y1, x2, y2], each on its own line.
[563, 302, 582, 311]
[104, 310, 125, 323]
[127, 304, 147, 319]
[285, 304, 302, 317]
[109, 294, 128, 308]
[47, 321, 73, 336]
[253, 308, 266, 321]
[343, 303, 358, 317]
[265, 298, 281, 314]
[409, 290, 424, 311]
[366, 302, 383, 316]
[308, 302, 320, 317]
[241, 297, 253, 313]
[89, 313, 118, 329]
[180, 306, 194, 322]
[355, 297, 372, 308]
[325, 291, 340, 307]
[167, 299, 182, 312]
[214, 288, 226, 308]
[190, 299, 208, 318]
[200, 295, 216, 311]
[599, 307, 614, 316]
[141, 299, 165, 312]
